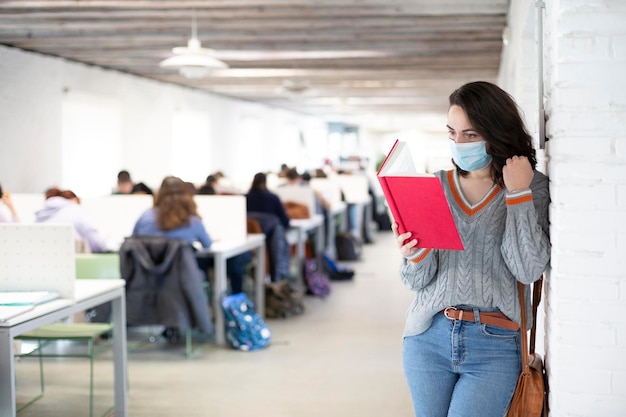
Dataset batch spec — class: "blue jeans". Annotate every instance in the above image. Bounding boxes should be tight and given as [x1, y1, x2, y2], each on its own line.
[403, 308, 521, 417]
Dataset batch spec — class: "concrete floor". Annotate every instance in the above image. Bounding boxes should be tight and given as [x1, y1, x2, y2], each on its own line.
[15, 230, 415, 417]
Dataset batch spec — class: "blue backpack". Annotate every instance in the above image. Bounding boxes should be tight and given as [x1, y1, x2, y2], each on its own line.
[221, 293, 271, 351]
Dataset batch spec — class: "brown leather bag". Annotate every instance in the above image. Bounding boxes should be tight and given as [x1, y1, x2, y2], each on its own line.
[506, 279, 548, 417]
[283, 201, 310, 219]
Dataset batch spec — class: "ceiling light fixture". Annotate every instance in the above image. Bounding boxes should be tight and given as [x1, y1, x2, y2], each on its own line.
[276, 79, 311, 95]
[159, 11, 228, 79]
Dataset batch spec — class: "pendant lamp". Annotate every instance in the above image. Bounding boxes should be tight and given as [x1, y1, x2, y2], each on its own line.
[159, 12, 228, 79]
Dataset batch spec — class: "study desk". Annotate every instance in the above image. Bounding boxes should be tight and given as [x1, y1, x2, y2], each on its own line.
[198, 233, 265, 346]
[325, 202, 348, 259]
[0, 280, 128, 417]
[287, 215, 325, 283]
[347, 199, 374, 243]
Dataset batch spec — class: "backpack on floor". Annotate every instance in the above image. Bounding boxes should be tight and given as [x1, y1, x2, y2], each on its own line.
[264, 280, 305, 319]
[222, 293, 271, 351]
[375, 211, 393, 232]
[335, 231, 362, 261]
[303, 258, 331, 297]
[321, 252, 355, 281]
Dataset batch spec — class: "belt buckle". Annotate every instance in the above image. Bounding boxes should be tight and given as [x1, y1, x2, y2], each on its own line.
[443, 306, 458, 320]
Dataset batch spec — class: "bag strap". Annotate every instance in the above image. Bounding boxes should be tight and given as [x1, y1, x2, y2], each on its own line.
[516, 281, 530, 374]
[517, 276, 543, 368]
[530, 277, 543, 354]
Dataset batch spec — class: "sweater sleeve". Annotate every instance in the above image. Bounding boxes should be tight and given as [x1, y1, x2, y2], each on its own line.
[74, 209, 111, 253]
[500, 172, 551, 284]
[191, 217, 213, 249]
[399, 248, 439, 290]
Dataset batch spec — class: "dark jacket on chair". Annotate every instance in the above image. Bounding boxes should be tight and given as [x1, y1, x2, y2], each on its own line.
[119, 236, 213, 334]
[247, 211, 290, 282]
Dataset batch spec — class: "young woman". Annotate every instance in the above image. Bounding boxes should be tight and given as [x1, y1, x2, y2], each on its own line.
[133, 176, 251, 295]
[394, 81, 550, 417]
[36, 187, 111, 253]
[246, 172, 291, 229]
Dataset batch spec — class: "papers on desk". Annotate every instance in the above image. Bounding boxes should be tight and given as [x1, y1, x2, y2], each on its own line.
[0, 305, 35, 322]
[0, 291, 60, 322]
[0, 290, 60, 306]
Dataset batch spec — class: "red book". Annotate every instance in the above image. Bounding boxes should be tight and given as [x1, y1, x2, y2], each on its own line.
[377, 140, 464, 250]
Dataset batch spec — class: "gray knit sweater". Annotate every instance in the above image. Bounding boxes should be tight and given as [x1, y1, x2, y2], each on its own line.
[400, 169, 550, 337]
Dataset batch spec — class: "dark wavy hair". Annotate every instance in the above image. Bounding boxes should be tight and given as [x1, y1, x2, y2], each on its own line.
[249, 172, 268, 192]
[154, 176, 200, 231]
[449, 81, 537, 184]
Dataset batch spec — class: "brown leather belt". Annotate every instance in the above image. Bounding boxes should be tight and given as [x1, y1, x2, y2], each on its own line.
[442, 307, 519, 331]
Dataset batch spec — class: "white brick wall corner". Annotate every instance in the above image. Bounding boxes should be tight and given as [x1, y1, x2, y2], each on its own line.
[541, 0, 626, 415]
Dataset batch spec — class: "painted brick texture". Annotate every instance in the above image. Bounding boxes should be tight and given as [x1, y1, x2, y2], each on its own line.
[543, 0, 626, 415]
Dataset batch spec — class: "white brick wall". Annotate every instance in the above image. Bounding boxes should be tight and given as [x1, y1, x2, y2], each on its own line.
[501, 1, 626, 415]
[543, 0, 626, 415]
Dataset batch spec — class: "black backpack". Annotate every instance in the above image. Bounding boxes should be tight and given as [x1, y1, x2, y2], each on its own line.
[322, 252, 355, 281]
[335, 231, 362, 261]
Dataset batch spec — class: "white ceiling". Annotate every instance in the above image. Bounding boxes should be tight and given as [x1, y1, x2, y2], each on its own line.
[0, 0, 510, 132]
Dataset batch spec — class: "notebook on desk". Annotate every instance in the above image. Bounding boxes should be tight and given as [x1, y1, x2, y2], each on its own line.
[0, 305, 35, 322]
[0, 290, 60, 306]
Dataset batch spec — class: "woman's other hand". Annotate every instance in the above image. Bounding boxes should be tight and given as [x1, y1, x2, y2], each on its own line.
[1, 190, 15, 209]
[1, 190, 19, 220]
[502, 155, 533, 192]
[392, 222, 419, 258]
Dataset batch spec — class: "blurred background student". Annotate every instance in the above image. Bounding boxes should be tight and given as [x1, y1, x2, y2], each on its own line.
[132, 176, 251, 295]
[0, 183, 19, 222]
[114, 170, 134, 194]
[197, 175, 217, 195]
[35, 187, 111, 253]
[131, 182, 153, 195]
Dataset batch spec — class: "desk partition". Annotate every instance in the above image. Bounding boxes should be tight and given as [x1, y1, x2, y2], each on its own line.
[194, 195, 247, 243]
[272, 185, 317, 218]
[5, 193, 45, 223]
[81, 194, 154, 250]
[0, 224, 128, 416]
[0, 224, 75, 298]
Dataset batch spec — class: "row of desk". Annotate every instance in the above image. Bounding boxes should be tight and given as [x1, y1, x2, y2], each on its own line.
[0, 215, 326, 417]
[0, 280, 128, 417]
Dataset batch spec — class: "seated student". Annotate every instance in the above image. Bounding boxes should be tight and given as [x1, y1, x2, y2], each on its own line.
[246, 172, 293, 282]
[246, 172, 291, 229]
[114, 170, 134, 194]
[132, 176, 252, 295]
[35, 187, 111, 253]
[0, 184, 19, 222]
[197, 175, 217, 195]
[131, 182, 153, 195]
[283, 168, 330, 215]
[278, 163, 290, 178]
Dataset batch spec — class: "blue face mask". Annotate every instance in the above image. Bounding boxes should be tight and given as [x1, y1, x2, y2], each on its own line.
[449, 140, 492, 171]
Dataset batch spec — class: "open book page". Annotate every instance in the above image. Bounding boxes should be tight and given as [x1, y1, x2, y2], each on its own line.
[378, 140, 418, 176]
[377, 140, 432, 177]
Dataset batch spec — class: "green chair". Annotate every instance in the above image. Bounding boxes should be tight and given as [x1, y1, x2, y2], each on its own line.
[16, 323, 114, 417]
[16, 254, 122, 415]
[75, 253, 121, 280]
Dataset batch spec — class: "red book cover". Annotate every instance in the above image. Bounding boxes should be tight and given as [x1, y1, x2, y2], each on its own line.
[377, 140, 464, 251]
